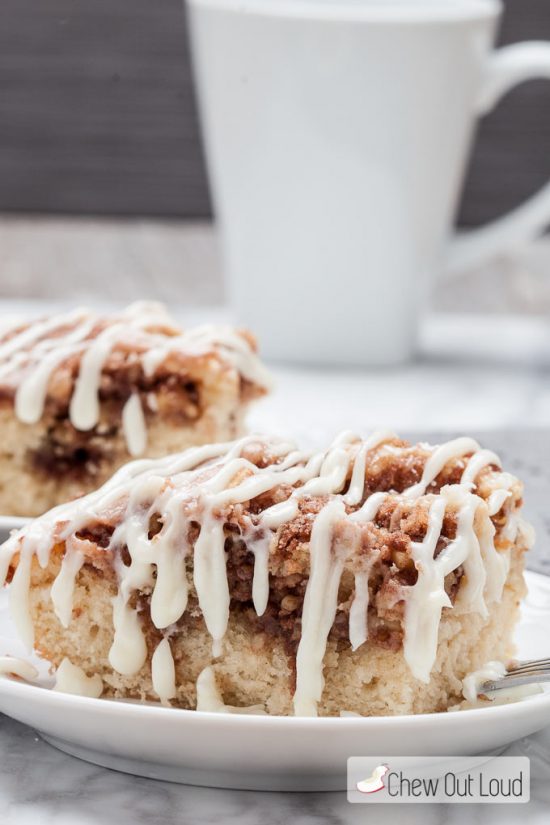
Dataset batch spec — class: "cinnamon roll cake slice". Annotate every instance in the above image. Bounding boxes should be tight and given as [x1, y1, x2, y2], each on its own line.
[0, 431, 533, 716]
[0, 302, 270, 516]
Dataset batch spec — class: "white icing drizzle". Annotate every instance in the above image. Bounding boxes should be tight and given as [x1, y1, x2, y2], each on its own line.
[461, 449, 501, 486]
[70, 324, 125, 430]
[404, 437, 480, 499]
[487, 489, 511, 516]
[404, 486, 505, 683]
[109, 593, 148, 676]
[0, 309, 87, 364]
[403, 496, 448, 682]
[293, 499, 346, 716]
[449, 488, 488, 618]
[350, 491, 388, 524]
[50, 549, 85, 628]
[0, 656, 38, 682]
[151, 639, 176, 705]
[122, 393, 148, 457]
[9, 545, 34, 651]
[0, 301, 271, 456]
[195, 666, 265, 715]
[342, 430, 395, 505]
[53, 658, 103, 698]
[196, 666, 226, 712]
[15, 316, 97, 425]
[0, 431, 526, 713]
[348, 491, 388, 651]
[193, 517, 230, 658]
[476, 505, 509, 605]
[150, 530, 189, 630]
[249, 533, 270, 617]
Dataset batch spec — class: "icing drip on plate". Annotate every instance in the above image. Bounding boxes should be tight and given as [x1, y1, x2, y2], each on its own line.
[0, 301, 271, 456]
[0, 431, 529, 715]
[0, 655, 39, 682]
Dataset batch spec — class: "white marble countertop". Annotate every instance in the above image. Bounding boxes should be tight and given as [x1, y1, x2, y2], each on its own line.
[0, 713, 548, 825]
[1, 292, 550, 822]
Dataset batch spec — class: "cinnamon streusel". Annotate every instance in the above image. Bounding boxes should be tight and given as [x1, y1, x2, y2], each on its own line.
[0, 431, 533, 716]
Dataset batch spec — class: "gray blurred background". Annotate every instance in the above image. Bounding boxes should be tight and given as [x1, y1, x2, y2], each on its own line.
[0, 0, 548, 222]
[0, 0, 548, 310]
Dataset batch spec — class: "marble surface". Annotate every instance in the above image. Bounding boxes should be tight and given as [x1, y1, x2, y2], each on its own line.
[1, 296, 550, 821]
[0, 716, 549, 824]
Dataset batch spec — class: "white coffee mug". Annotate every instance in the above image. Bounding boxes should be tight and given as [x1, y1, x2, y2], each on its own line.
[187, 0, 550, 365]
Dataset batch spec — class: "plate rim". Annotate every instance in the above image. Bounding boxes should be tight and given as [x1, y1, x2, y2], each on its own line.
[0, 515, 30, 532]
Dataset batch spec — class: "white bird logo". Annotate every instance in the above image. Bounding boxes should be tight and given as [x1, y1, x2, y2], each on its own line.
[356, 763, 390, 794]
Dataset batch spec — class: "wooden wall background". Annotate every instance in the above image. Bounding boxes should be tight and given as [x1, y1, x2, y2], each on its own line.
[0, 0, 548, 225]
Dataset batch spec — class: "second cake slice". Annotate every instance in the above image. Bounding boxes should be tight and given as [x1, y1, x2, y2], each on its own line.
[0, 301, 270, 516]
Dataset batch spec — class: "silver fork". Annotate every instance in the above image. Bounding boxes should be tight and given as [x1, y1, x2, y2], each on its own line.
[480, 658, 550, 694]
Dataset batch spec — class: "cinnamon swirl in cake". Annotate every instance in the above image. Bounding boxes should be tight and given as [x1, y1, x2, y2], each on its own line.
[0, 302, 270, 516]
[0, 431, 533, 716]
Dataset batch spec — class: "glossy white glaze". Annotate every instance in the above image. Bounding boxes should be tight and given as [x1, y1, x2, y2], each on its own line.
[151, 639, 177, 705]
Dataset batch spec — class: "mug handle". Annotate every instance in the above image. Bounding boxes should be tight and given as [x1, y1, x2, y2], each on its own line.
[446, 42, 550, 277]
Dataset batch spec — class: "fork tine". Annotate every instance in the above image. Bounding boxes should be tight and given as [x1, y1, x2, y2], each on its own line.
[508, 667, 550, 679]
[508, 658, 550, 675]
[477, 656, 550, 695]
[481, 670, 550, 693]
[513, 657, 550, 668]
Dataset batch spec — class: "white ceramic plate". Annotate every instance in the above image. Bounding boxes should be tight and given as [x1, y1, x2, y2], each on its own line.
[0, 571, 549, 791]
[0, 516, 29, 544]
